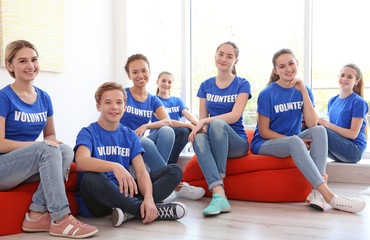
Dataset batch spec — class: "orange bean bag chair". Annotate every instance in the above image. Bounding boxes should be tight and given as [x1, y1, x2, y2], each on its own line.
[0, 163, 78, 236]
[182, 129, 312, 202]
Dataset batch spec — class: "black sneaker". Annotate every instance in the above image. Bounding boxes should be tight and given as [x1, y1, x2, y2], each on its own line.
[112, 208, 135, 227]
[156, 202, 187, 220]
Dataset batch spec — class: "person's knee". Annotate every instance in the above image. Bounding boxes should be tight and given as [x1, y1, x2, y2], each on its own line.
[176, 127, 191, 136]
[141, 137, 155, 149]
[193, 133, 208, 152]
[158, 126, 175, 138]
[311, 125, 327, 137]
[209, 119, 227, 137]
[167, 164, 183, 183]
[81, 172, 107, 191]
[287, 135, 304, 149]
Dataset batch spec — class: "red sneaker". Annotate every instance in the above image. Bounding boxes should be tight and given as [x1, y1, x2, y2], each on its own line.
[49, 215, 98, 238]
[22, 212, 50, 232]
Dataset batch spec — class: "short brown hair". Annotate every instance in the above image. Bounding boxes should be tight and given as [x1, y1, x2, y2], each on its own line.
[5, 40, 39, 79]
[95, 82, 127, 104]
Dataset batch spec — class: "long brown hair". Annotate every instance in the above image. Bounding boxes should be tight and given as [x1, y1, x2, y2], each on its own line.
[342, 63, 364, 97]
[216, 41, 239, 75]
[267, 48, 296, 86]
[342, 63, 367, 139]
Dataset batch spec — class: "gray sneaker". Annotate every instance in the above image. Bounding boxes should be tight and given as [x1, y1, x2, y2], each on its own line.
[156, 202, 187, 220]
[112, 208, 135, 227]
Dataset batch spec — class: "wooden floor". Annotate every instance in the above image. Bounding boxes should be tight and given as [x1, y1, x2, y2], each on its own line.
[2, 182, 370, 240]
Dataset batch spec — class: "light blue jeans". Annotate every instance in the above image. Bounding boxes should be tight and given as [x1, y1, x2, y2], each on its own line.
[326, 128, 364, 163]
[0, 142, 73, 221]
[141, 126, 175, 172]
[193, 119, 249, 191]
[258, 125, 327, 189]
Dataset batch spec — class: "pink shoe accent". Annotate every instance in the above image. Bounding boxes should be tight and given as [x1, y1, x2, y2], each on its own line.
[22, 212, 50, 232]
[49, 215, 98, 238]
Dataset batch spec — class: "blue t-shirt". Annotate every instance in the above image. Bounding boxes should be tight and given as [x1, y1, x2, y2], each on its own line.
[0, 85, 53, 141]
[328, 93, 368, 151]
[74, 122, 144, 217]
[251, 82, 315, 154]
[197, 76, 252, 140]
[150, 96, 187, 133]
[120, 88, 163, 130]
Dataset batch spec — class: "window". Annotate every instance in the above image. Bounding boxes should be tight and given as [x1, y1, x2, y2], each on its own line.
[312, 0, 370, 154]
[191, 0, 304, 127]
[126, 0, 182, 96]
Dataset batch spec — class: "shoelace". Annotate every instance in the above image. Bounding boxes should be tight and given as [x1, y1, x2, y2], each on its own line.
[158, 206, 175, 218]
[69, 216, 89, 228]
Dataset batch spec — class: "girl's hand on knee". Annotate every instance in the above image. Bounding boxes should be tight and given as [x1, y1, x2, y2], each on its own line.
[43, 140, 60, 148]
[302, 139, 312, 150]
[113, 163, 138, 197]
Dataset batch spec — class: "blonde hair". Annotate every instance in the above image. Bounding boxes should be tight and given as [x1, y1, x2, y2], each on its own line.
[267, 48, 296, 86]
[5, 40, 39, 79]
[95, 82, 127, 104]
[156, 71, 173, 95]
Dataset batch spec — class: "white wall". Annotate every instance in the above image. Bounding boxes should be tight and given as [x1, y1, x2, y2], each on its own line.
[0, 0, 124, 146]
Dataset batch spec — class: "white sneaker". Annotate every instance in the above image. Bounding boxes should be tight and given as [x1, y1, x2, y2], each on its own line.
[162, 191, 177, 204]
[306, 189, 325, 211]
[175, 182, 205, 200]
[329, 195, 366, 213]
[112, 208, 135, 227]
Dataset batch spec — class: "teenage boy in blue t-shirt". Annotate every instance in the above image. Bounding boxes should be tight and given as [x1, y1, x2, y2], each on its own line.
[74, 82, 187, 227]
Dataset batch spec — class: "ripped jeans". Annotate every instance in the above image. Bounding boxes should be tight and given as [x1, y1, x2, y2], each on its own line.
[0, 142, 73, 221]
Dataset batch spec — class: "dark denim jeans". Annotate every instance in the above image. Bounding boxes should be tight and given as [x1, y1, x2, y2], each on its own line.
[168, 127, 191, 164]
[80, 164, 183, 218]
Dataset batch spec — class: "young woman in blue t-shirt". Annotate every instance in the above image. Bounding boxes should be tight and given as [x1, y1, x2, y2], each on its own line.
[188, 41, 251, 216]
[152, 71, 205, 201]
[120, 54, 175, 172]
[318, 64, 368, 163]
[0, 40, 97, 238]
[251, 48, 365, 213]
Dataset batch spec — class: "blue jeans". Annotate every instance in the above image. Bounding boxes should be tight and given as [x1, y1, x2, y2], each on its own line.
[193, 119, 249, 191]
[326, 128, 364, 163]
[168, 127, 191, 164]
[80, 164, 182, 218]
[258, 125, 327, 189]
[0, 142, 73, 221]
[141, 126, 175, 172]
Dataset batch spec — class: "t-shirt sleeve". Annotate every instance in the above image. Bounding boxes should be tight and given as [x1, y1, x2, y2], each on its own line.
[306, 86, 315, 107]
[239, 79, 252, 99]
[74, 127, 94, 154]
[0, 91, 10, 118]
[153, 95, 164, 112]
[197, 81, 206, 99]
[129, 130, 145, 161]
[177, 98, 188, 114]
[256, 90, 272, 118]
[352, 98, 369, 118]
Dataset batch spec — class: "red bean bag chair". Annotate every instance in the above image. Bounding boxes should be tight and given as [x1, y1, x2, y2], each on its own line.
[182, 129, 312, 202]
[0, 163, 78, 236]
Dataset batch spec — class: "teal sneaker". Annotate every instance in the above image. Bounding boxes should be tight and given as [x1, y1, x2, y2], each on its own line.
[203, 193, 231, 216]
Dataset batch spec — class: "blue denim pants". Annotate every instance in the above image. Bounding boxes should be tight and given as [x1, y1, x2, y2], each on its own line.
[0, 142, 73, 221]
[168, 127, 191, 164]
[80, 164, 183, 218]
[193, 119, 249, 191]
[326, 128, 364, 163]
[258, 125, 327, 189]
[141, 126, 175, 172]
